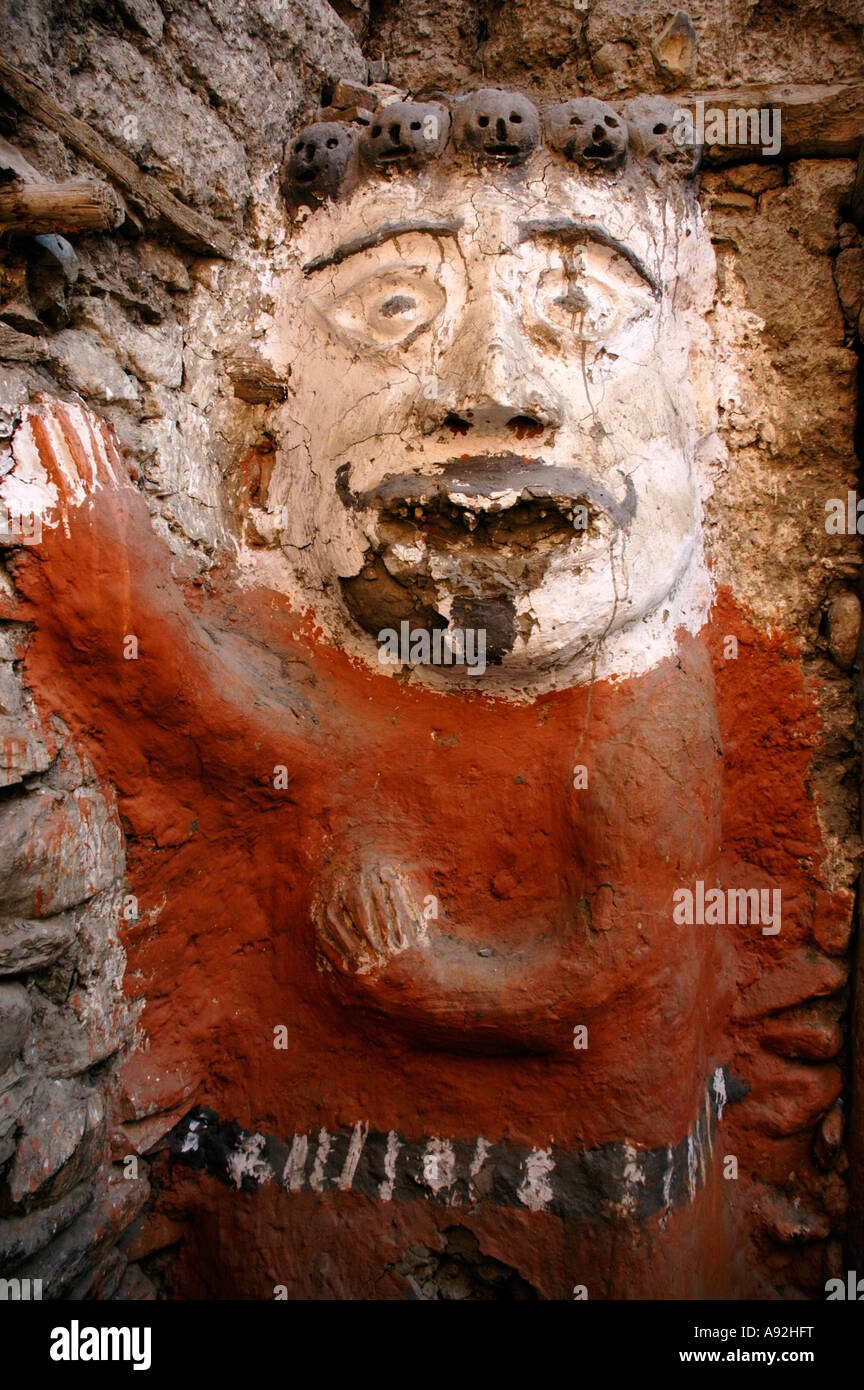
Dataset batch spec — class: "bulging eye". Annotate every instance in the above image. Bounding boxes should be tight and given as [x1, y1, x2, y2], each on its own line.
[536, 266, 618, 341]
[530, 248, 655, 346]
[318, 270, 445, 348]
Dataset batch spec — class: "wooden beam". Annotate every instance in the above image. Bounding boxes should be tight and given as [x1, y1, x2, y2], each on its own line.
[227, 357, 289, 404]
[679, 82, 864, 162]
[0, 176, 124, 234]
[0, 58, 232, 257]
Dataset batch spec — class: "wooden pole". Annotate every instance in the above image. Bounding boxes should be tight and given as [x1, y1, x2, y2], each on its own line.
[0, 58, 232, 257]
[0, 176, 124, 234]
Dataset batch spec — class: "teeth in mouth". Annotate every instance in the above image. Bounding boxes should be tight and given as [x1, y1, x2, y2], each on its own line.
[377, 495, 594, 552]
[369, 473, 605, 552]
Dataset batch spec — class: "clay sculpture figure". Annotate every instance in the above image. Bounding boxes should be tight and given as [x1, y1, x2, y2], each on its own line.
[0, 92, 847, 1300]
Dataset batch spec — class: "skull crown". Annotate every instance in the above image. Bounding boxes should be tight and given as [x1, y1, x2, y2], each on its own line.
[281, 88, 702, 209]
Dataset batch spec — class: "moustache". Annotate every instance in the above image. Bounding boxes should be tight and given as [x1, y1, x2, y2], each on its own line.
[337, 454, 637, 530]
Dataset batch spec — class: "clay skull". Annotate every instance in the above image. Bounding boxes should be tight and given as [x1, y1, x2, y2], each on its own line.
[452, 89, 541, 164]
[282, 122, 358, 207]
[625, 96, 702, 176]
[545, 98, 629, 171]
[360, 101, 450, 169]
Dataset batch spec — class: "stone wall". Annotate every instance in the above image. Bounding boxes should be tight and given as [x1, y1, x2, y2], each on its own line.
[0, 0, 862, 1300]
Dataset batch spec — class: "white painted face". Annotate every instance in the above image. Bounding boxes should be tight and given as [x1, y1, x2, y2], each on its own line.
[257, 162, 717, 694]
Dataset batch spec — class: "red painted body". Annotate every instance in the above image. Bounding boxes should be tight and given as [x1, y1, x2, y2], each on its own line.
[4, 401, 847, 1298]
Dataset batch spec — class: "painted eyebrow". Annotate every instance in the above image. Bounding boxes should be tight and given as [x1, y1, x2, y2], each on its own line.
[517, 218, 661, 298]
[302, 218, 463, 275]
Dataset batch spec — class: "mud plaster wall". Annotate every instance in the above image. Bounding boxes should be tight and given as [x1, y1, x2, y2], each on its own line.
[0, 0, 861, 1301]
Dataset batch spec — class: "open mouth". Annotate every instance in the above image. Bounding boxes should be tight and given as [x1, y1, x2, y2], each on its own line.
[377, 489, 587, 551]
[351, 455, 636, 553]
[337, 457, 636, 665]
[481, 142, 523, 159]
[374, 146, 416, 161]
[575, 139, 620, 164]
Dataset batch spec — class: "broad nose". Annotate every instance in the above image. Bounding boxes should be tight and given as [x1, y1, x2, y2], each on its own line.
[418, 266, 564, 434]
[442, 341, 560, 433]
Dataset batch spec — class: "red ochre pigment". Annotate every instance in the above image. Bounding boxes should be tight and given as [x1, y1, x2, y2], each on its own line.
[3, 401, 847, 1298]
